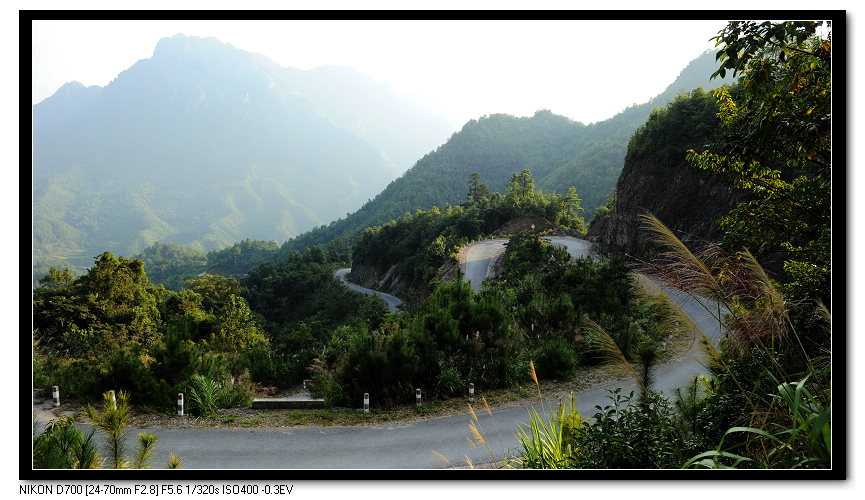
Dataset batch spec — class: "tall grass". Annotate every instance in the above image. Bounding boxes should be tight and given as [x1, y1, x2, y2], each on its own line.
[640, 212, 831, 468]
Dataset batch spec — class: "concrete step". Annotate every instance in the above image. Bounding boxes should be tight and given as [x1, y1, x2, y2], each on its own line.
[251, 393, 325, 410]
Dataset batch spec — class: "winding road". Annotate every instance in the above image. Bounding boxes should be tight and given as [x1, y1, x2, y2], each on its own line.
[36, 238, 722, 469]
[334, 268, 403, 313]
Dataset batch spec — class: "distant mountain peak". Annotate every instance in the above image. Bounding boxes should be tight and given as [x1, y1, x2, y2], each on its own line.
[33, 33, 454, 274]
[153, 33, 229, 56]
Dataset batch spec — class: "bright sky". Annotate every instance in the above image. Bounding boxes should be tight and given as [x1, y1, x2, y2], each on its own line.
[31, 18, 728, 128]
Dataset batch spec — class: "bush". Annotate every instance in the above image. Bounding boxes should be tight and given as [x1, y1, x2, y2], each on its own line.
[106, 347, 170, 409]
[311, 370, 349, 407]
[238, 346, 297, 389]
[51, 358, 107, 402]
[339, 325, 440, 407]
[534, 338, 576, 379]
[568, 389, 682, 468]
[435, 365, 464, 398]
[186, 374, 254, 417]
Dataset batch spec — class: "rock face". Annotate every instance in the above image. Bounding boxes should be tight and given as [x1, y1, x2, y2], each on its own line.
[348, 263, 413, 298]
[587, 157, 749, 261]
[586, 89, 750, 261]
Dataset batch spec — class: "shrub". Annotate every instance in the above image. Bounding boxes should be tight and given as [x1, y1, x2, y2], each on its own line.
[187, 373, 255, 417]
[312, 370, 349, 407]
[52, 358, 107, 402]
[567, 389, 682, 469]
[534, 338, 576, 379]
[187, 375, 220, 417]
[435, 365, 464, 398]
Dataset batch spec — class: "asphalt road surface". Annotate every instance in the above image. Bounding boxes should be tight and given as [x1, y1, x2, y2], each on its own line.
[334, 268, 403, 313]
[460, 238, 509, 293]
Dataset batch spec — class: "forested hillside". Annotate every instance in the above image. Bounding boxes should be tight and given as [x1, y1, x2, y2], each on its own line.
[280, 50, 734, 255]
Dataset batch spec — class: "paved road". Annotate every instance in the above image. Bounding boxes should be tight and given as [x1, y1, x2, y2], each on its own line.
[460, 238, 509, 293]
[131, 281, 720, 469]
[334, 268, 403, 313]
[36, 238, 722, 469]
[541, 236, 592, 260]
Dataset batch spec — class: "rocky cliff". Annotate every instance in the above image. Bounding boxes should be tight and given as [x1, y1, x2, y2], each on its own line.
[587, 89, 750, 261]
[587, 157, 749, 261]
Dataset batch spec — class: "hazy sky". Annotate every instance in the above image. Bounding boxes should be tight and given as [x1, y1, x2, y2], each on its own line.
[31, 18, 729, 128]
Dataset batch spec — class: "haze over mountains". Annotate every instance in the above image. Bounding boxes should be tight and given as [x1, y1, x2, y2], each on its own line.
[32, 33, 731, 276]
[32, 34, 452, 273]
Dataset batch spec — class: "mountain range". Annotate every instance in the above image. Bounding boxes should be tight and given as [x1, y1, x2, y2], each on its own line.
[32, 33, 731, 276]
[32, 34, 452, 274]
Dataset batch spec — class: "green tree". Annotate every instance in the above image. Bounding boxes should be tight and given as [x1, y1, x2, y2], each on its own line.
[38, 267, 76, 289]
[467, 172, 491, 205]
[185, 275, 242, 313]
[505, 169, 539, 210]
[687, 21, 831, 305]
[209, 294, 269, 352]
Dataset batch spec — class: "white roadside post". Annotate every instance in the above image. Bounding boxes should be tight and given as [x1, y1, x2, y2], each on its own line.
[363, 393, 370, 413]
[416, 388, 422, 407]
[468, 383, 474, 403]
[52, 386, 60, 407]
[177, 393, 184, 416]
[109, 390, 116, 409]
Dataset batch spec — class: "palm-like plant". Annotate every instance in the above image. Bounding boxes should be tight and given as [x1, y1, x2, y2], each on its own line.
[85, 390, 132, 469]
[33, 416, 103, 469]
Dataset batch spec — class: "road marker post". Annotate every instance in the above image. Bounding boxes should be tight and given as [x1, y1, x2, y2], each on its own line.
[177, 393, 184, 416]
[468, 383, 474, 403]
[52, 386, 60, 407]
[416, 388, 422, 407]
[109, 390, 116, 410]
[363, 393, 370, 413]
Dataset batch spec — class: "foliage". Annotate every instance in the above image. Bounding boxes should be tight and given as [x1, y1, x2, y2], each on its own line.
[687, 21, 831, 307]
[640, 209, 831, 468]
[186, 374, 255, 417]
[135, 242, 208, 290]
[33, 416, 102, 469]
[187, 375, 221, 418]
[533, 338, 577, 380]
[204, 239, 280, 276]
[627, 88, 722, 165]
[516, 402, 571, 469]
[588, 191, 615, 227]
[567, 389, 682, 468]
[351, 170, 587, 298]
[33, 252, 164, 359]
[33, 250, 272, 411]
[515, 380, 583, 469]
[684, 375, 830, 469]
[84, 390, 133, 469]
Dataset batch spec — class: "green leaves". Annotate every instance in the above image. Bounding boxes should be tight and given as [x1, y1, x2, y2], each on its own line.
[683, 376, 830, 469]
[689, 21, 831, 308]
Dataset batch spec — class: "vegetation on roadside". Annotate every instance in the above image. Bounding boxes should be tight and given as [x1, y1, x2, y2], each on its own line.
[34, 390, 182, 469]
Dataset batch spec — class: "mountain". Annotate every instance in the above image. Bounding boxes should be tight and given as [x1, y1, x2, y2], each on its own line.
[586, 88, 751, 259]
[32, 34, 453, 275]
[281, 50, 735, 254]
